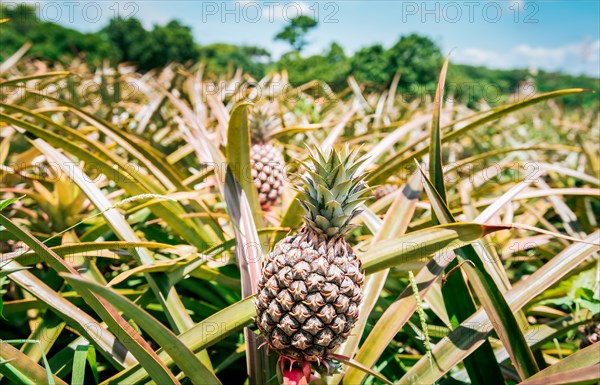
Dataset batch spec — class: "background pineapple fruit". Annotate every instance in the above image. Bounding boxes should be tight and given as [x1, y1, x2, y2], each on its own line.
[374, 183, 399, 200]
[256, 146, 370, 363]
[249, 103, 285, 207]
[373, 176, 400, 200]
[580, 314, 600, 348]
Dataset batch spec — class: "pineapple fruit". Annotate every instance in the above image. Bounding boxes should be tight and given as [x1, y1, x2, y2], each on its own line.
[374, 183, 399, 200]
[255, 146, 370, 363]
[373, 176, 400, 200]
[580, 314, 600, 348]
[249, 103, 285, 207]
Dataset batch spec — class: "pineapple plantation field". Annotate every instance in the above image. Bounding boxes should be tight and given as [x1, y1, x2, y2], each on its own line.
[1, 51, 599, 385]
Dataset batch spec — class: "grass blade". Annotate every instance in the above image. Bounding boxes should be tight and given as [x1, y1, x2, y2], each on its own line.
[223, 169, 272, 385]
[33, 140, 199, 335]
[360, 222, 509, 274]
[419, 164, 539, 379]
[398, 231, 600, 384]
[0, 215, 143, 367]
[0, 196, 23, 211]
[20, 312, 64, 366]
[0, 214, 184, 383]
[519, 344, 599, 385]
[333, 171, 422, 383]
[62, 274, 222, 385]
[71, 345, 90, 385]
[0, 71, 69, 86]
[0, 341, 67, 385]
[329, 354, 393, 385]
[368, 88, 591, 184]
[519, 364, 599, 385]
[429, 55, 450, 204]
[101, 297, 256, 385]
[426, 56, 506, 384]
[226, 102, 263, 227]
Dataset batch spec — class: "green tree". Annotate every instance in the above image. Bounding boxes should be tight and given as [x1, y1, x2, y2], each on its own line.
[101, 18, 198, 71]
[274, 15, 317, 52]
[351, 44, 390, 88]
[276, 42, 350, 90]
[0, 3, 37, 35]
[387, 34, 443, 89]
[199, 43, 270, 79]
[145, 21, 198, 69]
[101, 17, 151, 65]
[0, 4, 112, 64]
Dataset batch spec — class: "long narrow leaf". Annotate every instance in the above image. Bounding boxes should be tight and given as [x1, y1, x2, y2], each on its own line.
[334, 171, 422, 381]
[0, 71, 69, 86]
[0, 215, 182, 382]
[429, 55, 450, 204]
[33, 139, 198, 336]
[223, 169, 272, 385]
[419, 164, 539, 379]
[62, 274, 222, 385]
[427, 59, 507, 383]
[398, 231, 600, 384]
[368, 88, 590, 184]
[519, 344, 600, 384]
[360, 222, 509, 274]
[101, 297, 256, 385]
[226, 102, 263, 227]
[0, 341, 67, 385]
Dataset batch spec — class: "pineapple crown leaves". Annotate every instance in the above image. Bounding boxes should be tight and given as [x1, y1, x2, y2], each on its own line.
[249, 102, 281, 144]
[295, 145, 372, 237]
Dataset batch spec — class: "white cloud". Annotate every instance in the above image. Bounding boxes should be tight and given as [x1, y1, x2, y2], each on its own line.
[456, 38, 600, 77]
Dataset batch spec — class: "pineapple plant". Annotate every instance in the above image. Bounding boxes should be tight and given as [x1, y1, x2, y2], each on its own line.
[249, 103, 286, 208]
[255, 146, 370, 364]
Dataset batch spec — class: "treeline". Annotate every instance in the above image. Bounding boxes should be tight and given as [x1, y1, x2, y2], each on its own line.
[1, 4, 598, 107]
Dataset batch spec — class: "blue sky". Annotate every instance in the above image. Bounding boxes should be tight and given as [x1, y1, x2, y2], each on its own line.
[17, 0, 600, 76]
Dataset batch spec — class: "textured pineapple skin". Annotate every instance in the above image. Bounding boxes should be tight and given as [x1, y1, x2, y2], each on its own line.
[374, 184, 399, 200]
[250, 143, 285, 207]
[580, 318, 600, 348]
[256, 226, 364, 362]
